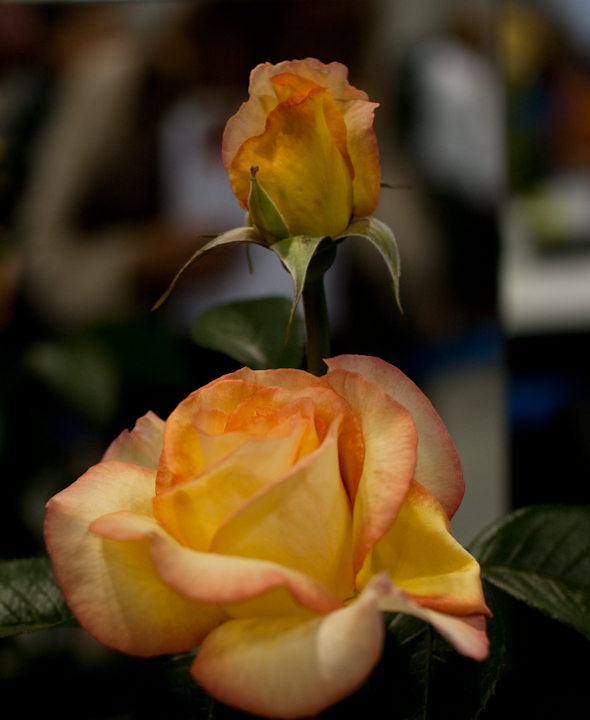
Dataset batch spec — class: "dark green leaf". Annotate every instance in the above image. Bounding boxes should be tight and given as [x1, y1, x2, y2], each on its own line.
[152, 227, 267, 310]
[134, 650, 261, 720]
[337, 217, 402, 311]
[469, 505, 590, 639]
[0, 558, 77, 637]
[270, 235, 326, 334]
[191, 296, 304, 370]
[133, 651, 214, 720]
[248, 167, 290, 243]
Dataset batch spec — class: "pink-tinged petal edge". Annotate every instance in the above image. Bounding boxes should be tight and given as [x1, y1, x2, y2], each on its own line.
[325, 367, 418, 575]
[222, 58, 368, 173]
[326, 355, 464, 518]
[342, 99, 381, 218]
[192, 573, 388, 719]
[102, 411, 165, 470]
[44, 461, 223, 656]
[375, 574, 490, 661]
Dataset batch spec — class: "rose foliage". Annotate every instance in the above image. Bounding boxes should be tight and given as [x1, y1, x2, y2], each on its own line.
[45, 356, 490, 719]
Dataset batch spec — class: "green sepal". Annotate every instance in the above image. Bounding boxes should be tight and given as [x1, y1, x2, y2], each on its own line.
[0, 558, 77, 637]
[336, 217, 402, 311]
[270, 235, 327, 336]
[248, 166, 290, 244]
[152, 227, 267, 310]
[469, 505, 590, 639]
[191, 296, 304, 370]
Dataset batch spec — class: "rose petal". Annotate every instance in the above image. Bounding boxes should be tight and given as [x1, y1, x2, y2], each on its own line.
[225, 370, 365, 499]
[211, 420, 354, 601]
[374, 575, 489, 660]
[44, 461, 223, 656]
[222, 58, 368, 173]
[325, 368, 418, 574]
[342, 99, 381, 217]
[227, 366, 330, 390]
[102, 411, 164, 469]
[270, 72, 354, 179]
[271, 72, 323, 105]
[156, 379, 259, 493]
[357, 480, 490, 617]
[229, 86, 353, 238]
[192, 574, 388, 719]
[326, 355, 465, 518]
[90, 509, 341, 618]
[153, 421, 312, 552]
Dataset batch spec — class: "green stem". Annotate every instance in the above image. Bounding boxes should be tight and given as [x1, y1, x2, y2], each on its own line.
[302, 269, 331, 377]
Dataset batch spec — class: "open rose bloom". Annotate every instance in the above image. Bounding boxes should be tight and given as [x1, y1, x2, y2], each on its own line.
[222, 58, 381, 239]
[45, 355, 490, 719]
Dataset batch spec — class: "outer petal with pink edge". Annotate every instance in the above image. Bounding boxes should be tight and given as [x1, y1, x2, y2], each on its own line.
[375, 575, 489, 661]
[326, 355, 464, 518]
[102, 411, 164, 469]
[341, 99, 381, 217]
[192, 574, 390, 719]
[44, 461, 224, 657]
[325, 367, 418, 574]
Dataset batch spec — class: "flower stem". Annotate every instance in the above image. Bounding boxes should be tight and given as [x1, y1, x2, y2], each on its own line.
[302, 245, 336, 376]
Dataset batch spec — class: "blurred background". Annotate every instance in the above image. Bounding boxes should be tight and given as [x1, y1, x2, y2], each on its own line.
[0, 0, 589, 717]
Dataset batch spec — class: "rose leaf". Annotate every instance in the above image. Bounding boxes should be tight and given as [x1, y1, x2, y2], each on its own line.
[191, 296, 304, 370]
[133, 651, 216, 720]
[0, 558, 77, 637]
[336, 217, 402, 311]
[469, 505, 590, 639]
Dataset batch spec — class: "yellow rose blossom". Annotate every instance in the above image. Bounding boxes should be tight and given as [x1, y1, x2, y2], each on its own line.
[222, 58, 381, 239]
[45, 355, 490, 719]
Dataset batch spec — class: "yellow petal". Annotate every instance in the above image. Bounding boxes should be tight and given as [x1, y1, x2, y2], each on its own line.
[156, 379, 259, 493]
[44, 461, 223, 656]
[327, 355, 465, 518]
[325, 367, 418, 574]
[102, 411, 164, 469]
[153, 421, 312, 552]
[91, 510, 340, 620]
[211, 420, 354, 602]
[358, 480, 490, 618]
[192, 574, 388, 719]
[229, 86, 353, 238]
[226, 369, 365, 498]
